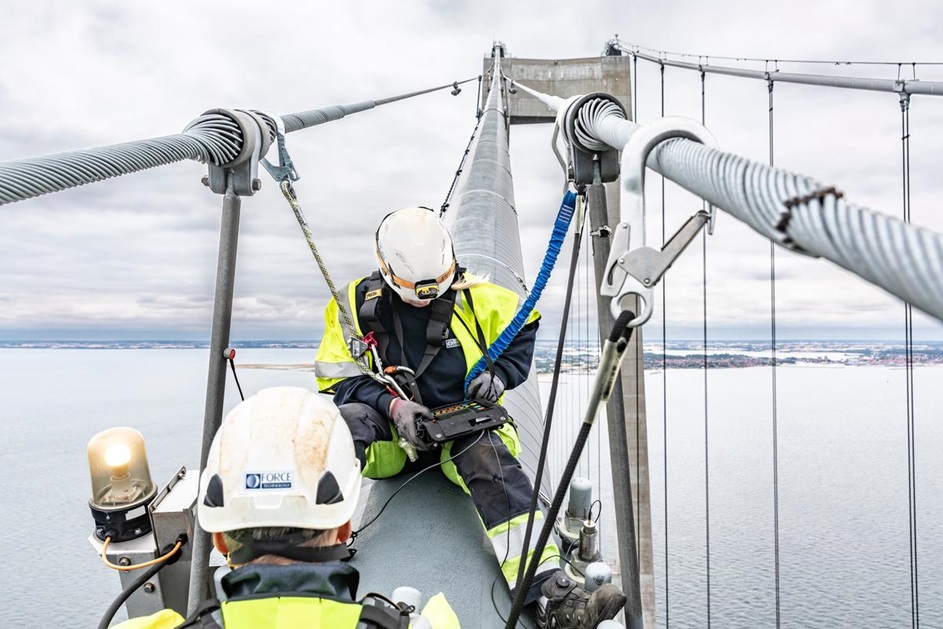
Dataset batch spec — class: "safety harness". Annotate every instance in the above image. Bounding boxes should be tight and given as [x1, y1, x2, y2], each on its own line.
[356, 270, 495, 405]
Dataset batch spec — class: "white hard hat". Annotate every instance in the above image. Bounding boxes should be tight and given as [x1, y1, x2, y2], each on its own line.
[198, 387, 361, 533]
[375, 207, 457, 303]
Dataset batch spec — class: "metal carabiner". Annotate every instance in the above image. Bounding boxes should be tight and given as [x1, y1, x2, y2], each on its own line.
[600, 116, 720, 324]
[258, 111, 300, 184]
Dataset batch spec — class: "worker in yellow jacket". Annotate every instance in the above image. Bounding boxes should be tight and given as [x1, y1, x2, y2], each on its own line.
[112, 387, 459, 628]
[315, 207, 560, 606]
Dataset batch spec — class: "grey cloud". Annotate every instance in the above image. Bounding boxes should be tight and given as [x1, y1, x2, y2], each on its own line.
[2, 1, 943, 340]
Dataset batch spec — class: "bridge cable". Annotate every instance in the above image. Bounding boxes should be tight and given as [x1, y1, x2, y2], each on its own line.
[700, 67, 714, 629]
[612, 37, 943, 68]
[512, 191, 588, 591]
[659, 59, 673, 629]
[0, 77, 478, 207]
[439, 108, 485, 217]
[899, 88, 920, 629]
[768, 75, 783, 629]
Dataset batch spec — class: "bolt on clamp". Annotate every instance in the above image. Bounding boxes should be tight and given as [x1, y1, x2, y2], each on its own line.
[600, 116, 720, 325]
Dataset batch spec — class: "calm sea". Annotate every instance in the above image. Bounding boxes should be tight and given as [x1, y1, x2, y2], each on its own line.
[0, 349, 940, 627]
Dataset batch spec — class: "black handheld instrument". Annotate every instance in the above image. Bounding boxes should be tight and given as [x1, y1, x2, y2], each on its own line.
[416, 400, 509, 444]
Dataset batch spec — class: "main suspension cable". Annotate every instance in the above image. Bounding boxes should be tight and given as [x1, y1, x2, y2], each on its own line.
[611, 37, 943, 68]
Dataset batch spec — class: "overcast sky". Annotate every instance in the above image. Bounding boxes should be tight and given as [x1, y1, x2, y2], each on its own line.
[2, 0, 943, 342]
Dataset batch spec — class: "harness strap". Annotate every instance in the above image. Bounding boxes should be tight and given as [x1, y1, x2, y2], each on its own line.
[359, 269, 463, 402]
[455, 289, 497, 380]
[177, 599, 224, 628]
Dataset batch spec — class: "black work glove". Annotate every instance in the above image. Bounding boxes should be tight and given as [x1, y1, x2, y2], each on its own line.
[466, 372, 505, 403]
[389, 398, 433, 451]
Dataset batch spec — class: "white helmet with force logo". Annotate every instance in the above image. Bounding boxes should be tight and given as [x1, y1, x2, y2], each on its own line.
[375, 207, 457, 304]
[198, 387, 361, 532]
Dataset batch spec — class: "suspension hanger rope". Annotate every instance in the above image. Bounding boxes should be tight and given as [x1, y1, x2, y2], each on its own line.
[660, 59, 672, 629]
[699, 68, 713, 629]
[768, 77, 783, 629]
[900, 91, 920, 629]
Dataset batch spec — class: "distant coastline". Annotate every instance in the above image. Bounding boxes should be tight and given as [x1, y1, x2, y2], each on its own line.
[4, 340, 943, 370]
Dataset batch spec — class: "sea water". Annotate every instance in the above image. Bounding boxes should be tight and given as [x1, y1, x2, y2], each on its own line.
[0, 348, 940, 627]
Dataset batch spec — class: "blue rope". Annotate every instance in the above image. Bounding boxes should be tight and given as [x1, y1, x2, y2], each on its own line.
[465, 190, 578, 389]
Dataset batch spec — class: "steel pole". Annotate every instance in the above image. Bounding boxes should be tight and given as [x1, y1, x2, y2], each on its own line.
[187, 176, 242, 614]
[588, 182, 645, 629]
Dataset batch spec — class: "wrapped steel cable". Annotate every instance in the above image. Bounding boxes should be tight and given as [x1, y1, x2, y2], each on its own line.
[0, 77, 477, 207]
[512, 78, 943, 324]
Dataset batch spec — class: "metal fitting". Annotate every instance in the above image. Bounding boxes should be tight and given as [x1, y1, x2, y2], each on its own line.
[561, 93, 627, 185]
[198, 108, 272, 197]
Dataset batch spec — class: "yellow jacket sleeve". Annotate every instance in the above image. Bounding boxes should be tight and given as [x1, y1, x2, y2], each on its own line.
[419, 592, 461, 628]
[109, 608, 184, 629]
[314, 286, 366, 393]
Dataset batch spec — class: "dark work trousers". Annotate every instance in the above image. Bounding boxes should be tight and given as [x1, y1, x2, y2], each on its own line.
[338, 402, 560, 601]
[339, 402, 532, 528]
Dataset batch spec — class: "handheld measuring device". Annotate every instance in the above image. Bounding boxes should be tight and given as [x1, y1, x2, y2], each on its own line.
[416, 400, 509, 444]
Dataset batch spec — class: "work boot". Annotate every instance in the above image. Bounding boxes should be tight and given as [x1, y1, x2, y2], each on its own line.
[536, 570, 627, 628]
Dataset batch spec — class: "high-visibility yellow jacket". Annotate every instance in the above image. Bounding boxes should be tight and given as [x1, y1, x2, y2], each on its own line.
[111, 563, 460, 628]
[315, 277, 539, 397]
[112, 591, 459, 629]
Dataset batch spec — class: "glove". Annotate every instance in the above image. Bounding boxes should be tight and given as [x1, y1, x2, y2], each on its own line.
[466, 371, 505, 403]
[389, 398, 433, 451]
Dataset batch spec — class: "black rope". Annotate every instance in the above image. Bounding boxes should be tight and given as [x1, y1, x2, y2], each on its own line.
[900, 91, 920, 629]
[513, 192, 586, 591]
[768, 77, 782, 629]
[660, 60, 672, 629]
[227, 356, 244, 402]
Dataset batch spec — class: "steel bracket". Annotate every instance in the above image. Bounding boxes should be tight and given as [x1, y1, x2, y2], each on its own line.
[202, 108, 272, 197]
[601, 116, 720, 324]
[562, 93, 626, 185]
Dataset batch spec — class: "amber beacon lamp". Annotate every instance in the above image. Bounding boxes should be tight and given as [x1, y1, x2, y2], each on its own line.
[87, 427, 158, 542]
